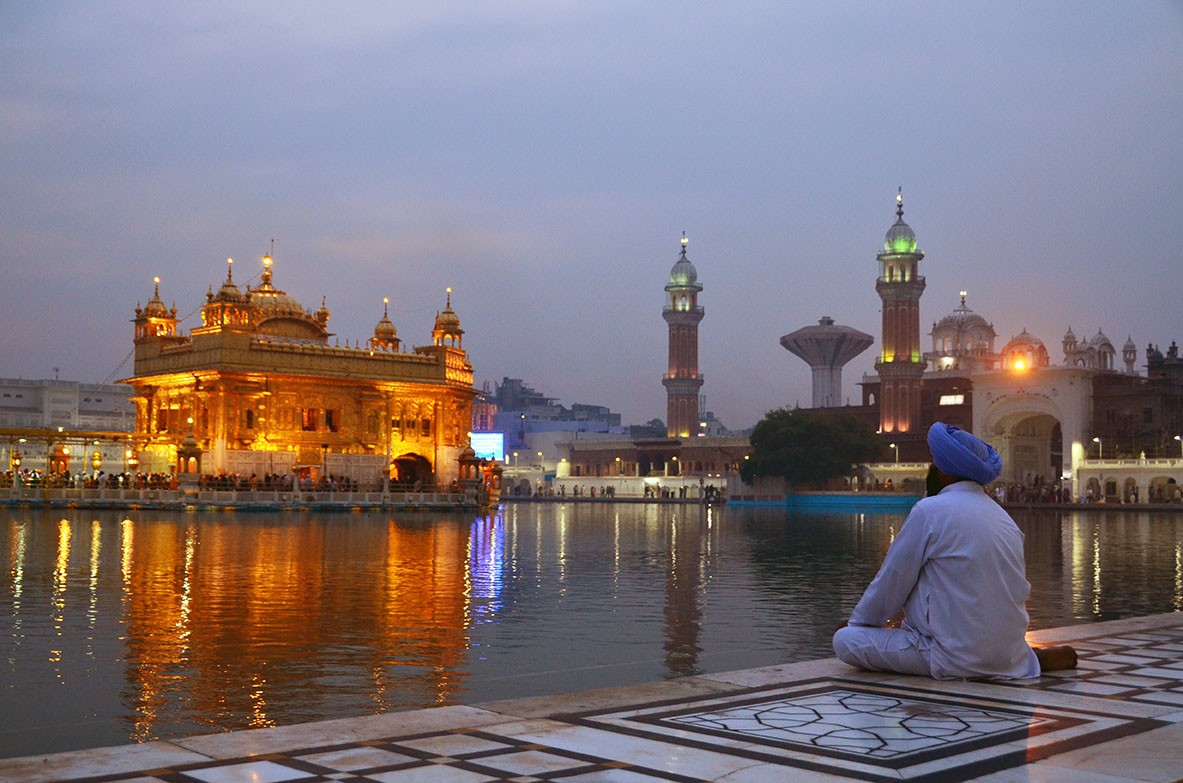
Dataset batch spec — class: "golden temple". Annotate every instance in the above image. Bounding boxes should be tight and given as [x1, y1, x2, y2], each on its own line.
[120, 254, 476, 487]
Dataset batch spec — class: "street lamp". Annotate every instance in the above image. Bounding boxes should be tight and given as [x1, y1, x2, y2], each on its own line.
[615, 455, 621, 475]
[1175, 435, 1182, 459]
[889, 443, 899, 463]
[512, 451, 519, 467]
[1093, 437, 1102, 461]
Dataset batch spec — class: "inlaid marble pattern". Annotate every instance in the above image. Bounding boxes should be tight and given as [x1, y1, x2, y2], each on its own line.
[42, 730, 701, 783]
[567, 679, 1166, 782]
[663, 688, 1059, 759]
[1017, 626, 1183, 708]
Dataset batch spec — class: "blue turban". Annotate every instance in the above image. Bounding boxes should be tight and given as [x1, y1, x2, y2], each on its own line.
[926, 422, 1002, 485]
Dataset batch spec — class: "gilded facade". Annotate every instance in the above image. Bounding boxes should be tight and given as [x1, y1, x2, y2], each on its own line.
[121, 255, 476, 485]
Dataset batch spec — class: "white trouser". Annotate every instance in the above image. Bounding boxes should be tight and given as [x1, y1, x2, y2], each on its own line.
[832, 625, 932, 677]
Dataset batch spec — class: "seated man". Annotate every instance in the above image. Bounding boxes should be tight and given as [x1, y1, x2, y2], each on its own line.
[833, 422, 1076, 679]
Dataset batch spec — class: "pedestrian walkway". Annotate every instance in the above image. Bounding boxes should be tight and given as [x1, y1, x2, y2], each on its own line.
[4, 613, 1181, 783]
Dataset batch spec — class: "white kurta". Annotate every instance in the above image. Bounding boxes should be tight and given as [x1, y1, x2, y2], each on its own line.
[844, 481, 1040, 679]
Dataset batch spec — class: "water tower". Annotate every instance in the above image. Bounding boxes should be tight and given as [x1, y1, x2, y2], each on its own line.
[781, 316, 873, 408]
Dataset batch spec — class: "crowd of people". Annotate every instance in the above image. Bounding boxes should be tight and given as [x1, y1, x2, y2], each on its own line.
[2, 470, 179, 490]
[0, 470, 427, 494]
[993, 479, 1072, 505]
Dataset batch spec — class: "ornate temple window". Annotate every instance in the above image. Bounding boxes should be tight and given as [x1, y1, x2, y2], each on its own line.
[302, 408, 318, 431]
[325, 409, 338, 433]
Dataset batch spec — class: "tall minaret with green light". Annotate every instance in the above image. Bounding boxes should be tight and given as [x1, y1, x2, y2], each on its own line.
[874, 189, 927, 435]
[663, 233, 704, 438]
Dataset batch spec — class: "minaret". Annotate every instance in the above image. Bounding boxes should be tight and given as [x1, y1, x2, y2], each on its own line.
[662, 234, 704, 438]
[874, 189, 927, 434]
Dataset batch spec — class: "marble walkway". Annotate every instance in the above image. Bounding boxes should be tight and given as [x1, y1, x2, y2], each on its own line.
[3, 613, 1181, 783]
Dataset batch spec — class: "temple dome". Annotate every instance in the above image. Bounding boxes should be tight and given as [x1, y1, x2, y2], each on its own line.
[142, 277, 171, 317]
[432, 288, 464, 347]
[667, 234, 701, 289]
[212, 260, 247, 303]
[669, 253, 697, 286]
[374, 299, 397, 341]
[882, 190, 919, 255]
[1088, 329, 1114, 351]
[248, 254, 307, 314]
[434, 299, 460, 332]
[933, 292, 991, 334]
[1001, 328, 1049, 370]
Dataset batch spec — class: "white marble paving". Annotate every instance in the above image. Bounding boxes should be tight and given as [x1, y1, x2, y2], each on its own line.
[0, 740, 211, 783]
[1129, 667, 1183, 680]
[367, 767, 499, 783]
[1034, 720, 1183, 783]
[295, 745, 419, 770]
[182, 760, 310, 783]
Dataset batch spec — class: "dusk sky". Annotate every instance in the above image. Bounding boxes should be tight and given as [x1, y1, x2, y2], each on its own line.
[3, 3, 1180, 430]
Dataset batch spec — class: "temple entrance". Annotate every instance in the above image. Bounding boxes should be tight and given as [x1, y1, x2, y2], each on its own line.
[390, 453, 433, 488]
[984, 412, 1063, 485]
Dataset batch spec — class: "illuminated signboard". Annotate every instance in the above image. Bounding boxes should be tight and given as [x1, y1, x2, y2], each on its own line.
[469, 432, 505, 461]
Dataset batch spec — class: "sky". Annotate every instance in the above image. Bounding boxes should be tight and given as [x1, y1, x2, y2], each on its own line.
[2, 2, 1181, 431]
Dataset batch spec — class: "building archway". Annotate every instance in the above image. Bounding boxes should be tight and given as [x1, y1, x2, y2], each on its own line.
[980, 409, 1062, 486]
[973, 366, 1095, 499]
[1149, 476, 1179, 503]
[391, 453, 433, 487]
[1122, 476, 1139, 503]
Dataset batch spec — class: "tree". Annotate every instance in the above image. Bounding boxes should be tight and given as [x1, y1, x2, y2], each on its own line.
[740, 408, 881, 489]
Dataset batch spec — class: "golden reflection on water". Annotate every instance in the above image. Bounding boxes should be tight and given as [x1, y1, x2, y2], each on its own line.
[49, 518, 70, 672]
[7, 521, 25, 622]
[1176, 543, 1182, 612]
[1092, 524, 1102, 615]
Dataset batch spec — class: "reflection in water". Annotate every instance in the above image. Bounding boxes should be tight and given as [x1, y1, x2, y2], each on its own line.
[663, 508, 704, 678]
[1176, 543, 1182, 612]
[1, 505, 1182, 759]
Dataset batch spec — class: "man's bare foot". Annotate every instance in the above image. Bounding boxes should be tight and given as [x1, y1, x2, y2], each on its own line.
[1034, 645, 1078, 671]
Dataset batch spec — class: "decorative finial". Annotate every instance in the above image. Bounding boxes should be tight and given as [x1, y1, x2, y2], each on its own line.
[446, 287, 452, 307]
[383, 296, 389, 317]
[896, 187, 904, 218]
[680, 231, 688, 255]
[226, 257, 234, 280]
[959, 290, 967, 305]
[153, 276, 161, 296]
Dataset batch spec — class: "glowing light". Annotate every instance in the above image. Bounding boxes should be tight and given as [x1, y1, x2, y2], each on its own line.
[1014, 358, 1026, 371]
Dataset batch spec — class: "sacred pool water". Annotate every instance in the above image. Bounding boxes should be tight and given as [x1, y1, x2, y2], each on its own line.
[2, 502, 1181, 758]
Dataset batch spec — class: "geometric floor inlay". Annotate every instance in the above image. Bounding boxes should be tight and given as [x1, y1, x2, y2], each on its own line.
[570, 678, 1169, 783]
[665, 689, 1058, 759]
